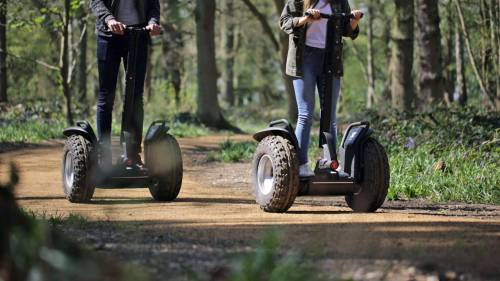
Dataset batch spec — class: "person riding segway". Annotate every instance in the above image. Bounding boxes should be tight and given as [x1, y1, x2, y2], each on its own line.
[251, 0, 389, 213]
[60, 0, 183, 203]
[91, 0, 162, 170]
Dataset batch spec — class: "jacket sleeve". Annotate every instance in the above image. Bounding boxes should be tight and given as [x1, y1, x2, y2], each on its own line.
[342, 1, 359, 40]
[147, 0, 161, 25]
[90, 0, 115, 24]
[279, 0, 301, 35]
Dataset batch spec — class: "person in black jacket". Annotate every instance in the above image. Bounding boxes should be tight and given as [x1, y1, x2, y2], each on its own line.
[90, 0, 161, 170]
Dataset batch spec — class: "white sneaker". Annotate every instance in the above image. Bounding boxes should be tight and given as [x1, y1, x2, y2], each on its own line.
[299, 164, 315, 178]
[336, 166, 350, 178]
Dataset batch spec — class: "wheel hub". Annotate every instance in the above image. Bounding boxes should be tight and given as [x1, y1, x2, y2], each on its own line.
[64, 152, 74, 190]
[257, 155, 274, 195]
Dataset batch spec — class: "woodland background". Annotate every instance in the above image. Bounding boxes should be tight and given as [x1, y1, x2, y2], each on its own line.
[0, 0, 499, 203]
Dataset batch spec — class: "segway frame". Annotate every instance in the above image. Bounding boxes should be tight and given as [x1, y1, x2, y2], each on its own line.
[62, 28, 180, 190]
[253, 119, 372, 196]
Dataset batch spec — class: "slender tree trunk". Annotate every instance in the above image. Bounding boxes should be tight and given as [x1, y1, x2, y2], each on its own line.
[0, 0, 7, 103]
[366, 3, 375, 109]
[273, 0, 297, 122]
[162, 0, 183, 106]
[379, 8, 392, 114]
[455, 23, 467, 106]
[443, 0, 455, 105]
[390, 0, 414, 111]
[195, 0, 231, 129]
[222, 0, 235, 106]
[77, 18, 88, 115]
[240, 0, 297, 121]
[490, 0, 500, 109]
[62, 0, 73, 125]
[455, 0, 493, 107]
[479, 0, 496, 107]
[417, 0, 444, 110]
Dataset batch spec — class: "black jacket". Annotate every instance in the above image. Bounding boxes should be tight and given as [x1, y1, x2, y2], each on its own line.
[90, 0, 160, 37]
[280, 0, 359, 78]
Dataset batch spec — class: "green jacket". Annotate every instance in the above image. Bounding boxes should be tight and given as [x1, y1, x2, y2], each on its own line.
[280, 0, 359, 78]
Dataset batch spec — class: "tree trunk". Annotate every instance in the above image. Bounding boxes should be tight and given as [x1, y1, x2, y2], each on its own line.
[390, 0, 414, 111]
[455, 23, 467, 106]
[443, 0, 455, 105]
[162, 0, 183, 106]
[77, 18, 88, 115]
[0, 0, 7, 103]
[195, 0, 232, 129]
[366, 3, 375, 109]
[455, 0, 493, 107]
[379, 6, 392, 114]
[222, 0, 235, 106]
[62, 0, 73, 125]
[417, 0, 444, 110]
[491, 0, 500, 109]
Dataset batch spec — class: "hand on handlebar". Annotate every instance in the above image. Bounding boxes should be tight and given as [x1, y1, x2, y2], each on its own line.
[304, 8, 321, 23]
[107, 19, 126, 35]
[351, 10, 364, 21]
[146, 23, 162, 36]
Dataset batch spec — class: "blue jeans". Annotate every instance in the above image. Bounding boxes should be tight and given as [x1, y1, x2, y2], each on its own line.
[293, 46, 341, 165]
[96, 34, 148, 159]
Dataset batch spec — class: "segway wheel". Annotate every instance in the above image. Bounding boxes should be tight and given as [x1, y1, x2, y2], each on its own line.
[62, 135, 96, 203]
[345, 137, 389, 212]
[252, 136, 299, 213]
[146, 134, 183, 201]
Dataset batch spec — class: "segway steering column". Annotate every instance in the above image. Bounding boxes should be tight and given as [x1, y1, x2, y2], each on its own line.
[120, 27, 148, 162]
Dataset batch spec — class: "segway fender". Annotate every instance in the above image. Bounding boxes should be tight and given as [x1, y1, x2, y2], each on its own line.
[144, 120, 170, 144]
[253, 119, 298, 148]
[338, 121, 372, 180]
[63, 121, 97, 144]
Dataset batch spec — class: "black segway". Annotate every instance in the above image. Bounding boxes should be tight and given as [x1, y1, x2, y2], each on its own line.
[61, 27, 183, 203]
[251, 12, 389, 213]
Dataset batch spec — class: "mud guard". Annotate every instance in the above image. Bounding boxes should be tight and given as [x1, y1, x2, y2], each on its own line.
[144, 120, 170, 144]
[253, 119, 299, 149]
[338, 121, 373, 181]
[63, 121, 97, 144]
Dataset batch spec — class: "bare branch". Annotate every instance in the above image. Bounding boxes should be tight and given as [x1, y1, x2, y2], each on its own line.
[454, 0, 494, 107]
[2, 49, 58, 71]
[240, 0, 280, 51]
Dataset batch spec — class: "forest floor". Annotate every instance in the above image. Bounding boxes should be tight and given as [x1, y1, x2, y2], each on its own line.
[1, 135, 499, 281]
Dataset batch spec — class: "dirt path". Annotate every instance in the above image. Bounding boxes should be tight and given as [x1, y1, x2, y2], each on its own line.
[1, 135, 499, 281]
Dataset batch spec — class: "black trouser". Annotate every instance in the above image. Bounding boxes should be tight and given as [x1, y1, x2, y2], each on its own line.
[96, 33, 148, 161]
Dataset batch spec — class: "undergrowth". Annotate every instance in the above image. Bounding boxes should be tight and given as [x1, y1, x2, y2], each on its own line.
[207, 140, 257, 162]
[360, 107, 499, 204]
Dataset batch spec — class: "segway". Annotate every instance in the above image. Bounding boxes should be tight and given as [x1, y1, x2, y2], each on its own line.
[61, 27, 183, 203]
[251, 12, 389, 213]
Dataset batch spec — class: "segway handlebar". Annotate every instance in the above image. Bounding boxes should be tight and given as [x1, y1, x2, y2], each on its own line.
[124, 26, 163, 35]
[305, 12, 364, 20]
[124, 26, 148, 32]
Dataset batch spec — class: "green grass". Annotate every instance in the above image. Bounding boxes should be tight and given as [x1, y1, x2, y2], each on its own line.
[226, 231, 323, 281]
[388, 144, 499, 204]
[207, 140, 257, 163]
[23, 210, 89, 228]
[0, 120, 66, 143]
[369, 107, 500, 204]
[187, 231, 324, 281]
[168, 122, 214, 138]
